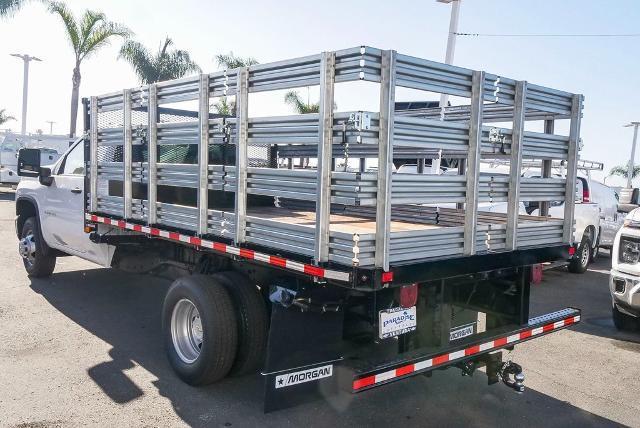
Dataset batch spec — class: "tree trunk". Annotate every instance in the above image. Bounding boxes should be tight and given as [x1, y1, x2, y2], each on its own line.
[69, 63, 81, 138]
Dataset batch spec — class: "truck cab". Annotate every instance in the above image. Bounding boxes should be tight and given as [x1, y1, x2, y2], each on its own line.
[15, 140, 113, 277]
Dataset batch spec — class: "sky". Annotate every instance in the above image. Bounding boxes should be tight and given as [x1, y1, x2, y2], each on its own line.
[1, 0, 639, 185]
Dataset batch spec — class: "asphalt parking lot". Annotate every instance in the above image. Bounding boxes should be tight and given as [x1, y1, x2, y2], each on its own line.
[0, 188, 639, 428]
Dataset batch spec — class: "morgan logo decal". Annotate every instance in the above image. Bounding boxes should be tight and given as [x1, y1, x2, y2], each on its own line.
[450, 323, 475, 341]
[275, 365, 333, 389]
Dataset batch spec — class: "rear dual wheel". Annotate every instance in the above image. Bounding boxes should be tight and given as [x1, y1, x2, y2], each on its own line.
[162, 272, 268, 385]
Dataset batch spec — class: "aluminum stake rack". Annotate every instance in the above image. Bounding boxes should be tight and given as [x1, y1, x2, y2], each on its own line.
[85, 45, 582, 282]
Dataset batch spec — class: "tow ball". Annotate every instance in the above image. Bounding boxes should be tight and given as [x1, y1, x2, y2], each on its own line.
[498, 361, 525, 393]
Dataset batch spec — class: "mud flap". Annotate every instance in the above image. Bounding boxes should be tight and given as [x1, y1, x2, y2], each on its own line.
[262, 303, 346, 412]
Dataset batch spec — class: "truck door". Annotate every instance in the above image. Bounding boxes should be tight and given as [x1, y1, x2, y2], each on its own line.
[599, 185, 621, 247]
[40, 141, 112, 265]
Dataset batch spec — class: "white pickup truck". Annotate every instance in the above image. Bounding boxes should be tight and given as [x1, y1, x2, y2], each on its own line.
[1, 131, 70, 186]
[610, 207, 640, 331]
[529, 175, 619, 274]
[11, 46, 590, 412]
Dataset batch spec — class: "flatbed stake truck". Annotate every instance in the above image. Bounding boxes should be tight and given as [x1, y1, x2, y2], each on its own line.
[16, 46, 582, 412]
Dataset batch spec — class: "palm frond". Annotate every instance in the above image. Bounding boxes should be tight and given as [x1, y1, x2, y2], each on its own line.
[48, 1, 80, 55]
[0, 0, 26, 17]
[212, 98, 235, 116]
[0, 108, 16, 125]
[610, 165, 640, 179]
[80, 20, 131, 60]
[78, 9, 105, 54]
[159, 37, 173, 55]
[215, 52, 258, 69]
[119, 40, 156, 84]
[284, 90, 319, 114]
[119, 36, 200, 84]
[161, 49, 200, 81]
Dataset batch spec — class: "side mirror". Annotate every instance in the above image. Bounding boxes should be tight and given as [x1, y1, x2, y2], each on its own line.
[39, 167, 53, 186]
[17, 148, 41, 177]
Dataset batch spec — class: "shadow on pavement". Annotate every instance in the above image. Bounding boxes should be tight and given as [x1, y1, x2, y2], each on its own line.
[531, 255, 640, 345]
[29, 267, 621, 427]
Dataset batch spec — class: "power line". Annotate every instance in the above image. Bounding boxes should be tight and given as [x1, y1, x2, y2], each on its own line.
[454, 32, 640, 38]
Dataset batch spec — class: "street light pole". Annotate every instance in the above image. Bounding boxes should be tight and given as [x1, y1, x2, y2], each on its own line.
[46, 121, 56, 134]
[625, 121, 640, 188]
[437, 0, 462, 109]
[10, 53, 42, 135]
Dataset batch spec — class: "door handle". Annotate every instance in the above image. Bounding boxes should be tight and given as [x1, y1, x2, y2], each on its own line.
[70, 187, 82, 194]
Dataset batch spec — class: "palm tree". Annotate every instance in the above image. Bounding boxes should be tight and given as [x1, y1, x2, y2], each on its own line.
[212, 53, 258, 116]
[119, 37, 201, 85]
[212, 97, 234, 116]
[48, 2, 131, 137]
[0, 0, 33, 17]
[0, 109, 16, 126]
[284, 90, 319, 114]
[215, 52, 258, 70]
[610, 165, 640, 179]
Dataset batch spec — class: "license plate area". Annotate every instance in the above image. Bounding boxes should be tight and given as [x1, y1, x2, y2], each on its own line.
[379, 306, 417, 339]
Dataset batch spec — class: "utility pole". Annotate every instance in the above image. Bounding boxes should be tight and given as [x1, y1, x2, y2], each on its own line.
[437, 0, 462, 109]
[46, 120, 56, 134]
[10, 53, 42, 135]
[625, 121, 640, 188]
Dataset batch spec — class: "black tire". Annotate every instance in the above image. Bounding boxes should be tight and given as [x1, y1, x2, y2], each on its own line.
[20, 216, 56, 278]
[568, 235, 591, 274]
[612, 305, 637, 331]
[212, 271, 269, 376]
[162, 275, 238, 385]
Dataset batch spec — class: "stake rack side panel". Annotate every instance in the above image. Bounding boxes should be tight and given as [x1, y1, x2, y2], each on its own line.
[86, 46, 582, 272]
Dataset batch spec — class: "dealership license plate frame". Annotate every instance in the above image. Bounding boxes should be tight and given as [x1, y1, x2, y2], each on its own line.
[378, 306, 417, 339]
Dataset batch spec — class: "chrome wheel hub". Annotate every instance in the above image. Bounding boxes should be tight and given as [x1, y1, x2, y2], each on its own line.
[19, 233, 36, 265]
[171, 298, 204, 364]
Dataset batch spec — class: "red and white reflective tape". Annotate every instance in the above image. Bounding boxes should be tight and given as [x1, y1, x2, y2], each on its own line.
[86, 214, 351, 282]
[352, 314, 581, 391]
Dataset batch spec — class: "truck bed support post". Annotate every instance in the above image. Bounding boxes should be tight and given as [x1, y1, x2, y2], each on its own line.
[540, 120, 554, 217]
[314, 52, 336, 264]
[198, 74, 210, 235]
[563, 94, 583, 243]
[123, 89, 132, 219]
[235, 67, 249, 244]
[147, 84, 158, 225]
[506, 81, 527, 251]
[374, 50, 396, 271]
[463, 71, 485, 256]
[89, 96, 98, 213]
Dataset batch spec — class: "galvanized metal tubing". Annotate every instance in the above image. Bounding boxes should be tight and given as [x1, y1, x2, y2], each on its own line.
[463, 71, 485, 256]
[315, 52, 336, 263]
[87, 45, 583, 270]
[375, 50, 396, 271]
[506, 81, 527, 250]
[235, 67, 249, 244]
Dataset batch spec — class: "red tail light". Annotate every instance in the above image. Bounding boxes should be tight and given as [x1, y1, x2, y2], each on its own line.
[400, 283, 419, 308]
[568, 246, 576, 256]
[582, 188, 590, 203]
[381, 271, 394, 283]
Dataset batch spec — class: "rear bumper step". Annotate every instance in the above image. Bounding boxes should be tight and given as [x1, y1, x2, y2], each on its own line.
[352, 307, 580, 392]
